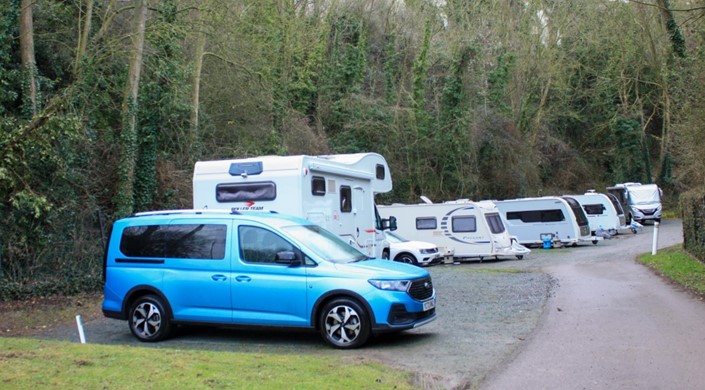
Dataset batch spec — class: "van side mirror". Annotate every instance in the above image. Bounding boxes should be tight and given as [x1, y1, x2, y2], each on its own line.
[381, 216, 397, 231]
[275, 251, 302, 266]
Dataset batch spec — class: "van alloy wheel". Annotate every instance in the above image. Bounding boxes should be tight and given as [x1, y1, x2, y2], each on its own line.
[320, 298, 370, 349]
[129, 295, 171, 342]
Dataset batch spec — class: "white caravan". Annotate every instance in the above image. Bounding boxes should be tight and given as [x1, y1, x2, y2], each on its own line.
[193, 153, 396, 258]
[606, 183, 662, 224]
[494, 196, 594, 247]
[377, 198, 530, 261]
[568, 192, 625, 236]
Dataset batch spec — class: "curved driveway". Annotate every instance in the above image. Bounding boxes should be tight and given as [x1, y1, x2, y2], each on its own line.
[482, 219, 705, 389]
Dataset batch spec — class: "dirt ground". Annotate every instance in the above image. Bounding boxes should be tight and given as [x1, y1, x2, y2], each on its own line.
[0, 293, 103, 337]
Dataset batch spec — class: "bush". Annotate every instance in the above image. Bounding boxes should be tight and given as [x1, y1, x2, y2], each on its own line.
[680, 187, 705, 263]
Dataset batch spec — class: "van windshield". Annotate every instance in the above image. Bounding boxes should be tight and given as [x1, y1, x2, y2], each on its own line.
[283, 224, 368, 264]
[629, 186, 661, 204]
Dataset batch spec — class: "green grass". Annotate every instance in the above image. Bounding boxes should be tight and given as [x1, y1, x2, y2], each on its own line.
[638, 245, 705, 298]
[0, 338, 415, 389]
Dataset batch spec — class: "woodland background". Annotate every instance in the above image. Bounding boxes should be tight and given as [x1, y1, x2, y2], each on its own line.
[2, 0, 705, 297]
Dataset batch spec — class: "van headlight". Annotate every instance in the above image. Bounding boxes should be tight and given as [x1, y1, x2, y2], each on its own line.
[369, 279, 410, 292]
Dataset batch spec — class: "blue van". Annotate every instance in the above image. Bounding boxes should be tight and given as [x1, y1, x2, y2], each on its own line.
[102, 209, 436, 348]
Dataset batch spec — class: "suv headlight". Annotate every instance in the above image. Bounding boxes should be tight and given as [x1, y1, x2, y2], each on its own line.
[369, 279, 410, 292]
[419, 248, 437, 254]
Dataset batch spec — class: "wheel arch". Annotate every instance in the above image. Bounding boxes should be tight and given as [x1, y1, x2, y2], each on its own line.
[122, 285, 173, 320]
[311, 290, 376, 331]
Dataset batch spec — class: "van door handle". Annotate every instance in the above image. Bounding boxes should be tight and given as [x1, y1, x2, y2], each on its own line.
[211, 274, 227, 282]
[235, 275, 251, 283]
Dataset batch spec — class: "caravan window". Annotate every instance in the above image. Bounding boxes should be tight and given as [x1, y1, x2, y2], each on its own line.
[583, 204, 606, 215]
[507, 210, 565, 223]
[216, 182, 276, 202]
[485, 213, 506, 234]
[340, 186, 352, 212]
[376, 164, 386, 180]
[452, 216, 477, 233]
[120, 224, 226, 260]
[416, 217, 437, 230]
[312, 176, 326, 196]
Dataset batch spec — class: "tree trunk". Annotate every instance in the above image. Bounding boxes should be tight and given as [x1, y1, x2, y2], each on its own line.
[115, 0, 148, 217]
[190, 15, 206, 151]
[19, 0, 37, 116]
[74, 0, 94, 74]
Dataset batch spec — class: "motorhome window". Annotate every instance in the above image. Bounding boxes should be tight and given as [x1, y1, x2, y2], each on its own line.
[239, 225, 297, 264]
[485, 213, 506, 234]
[416, 217, 437, 230]
[216, 182, 276, 202]
[340, 186, 352, 212]
[312, 176, 326, 196]
[507, 210, 565, 223]
[452, 216, 477, 233]
[583, 204, 605, 215]
[376, 164, 385, 180]
[120, 224, 226, 260]
[228, 161, 263, 176]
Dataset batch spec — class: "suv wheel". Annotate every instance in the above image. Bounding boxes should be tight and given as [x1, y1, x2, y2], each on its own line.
[396, 253, 418, 265]
[129, 294, 172, 342]
[319, 298, 370, 349]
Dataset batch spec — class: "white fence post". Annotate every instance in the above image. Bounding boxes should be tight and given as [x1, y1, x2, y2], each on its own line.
[651, 221, 660, 255]
[76, 315, 86, 344]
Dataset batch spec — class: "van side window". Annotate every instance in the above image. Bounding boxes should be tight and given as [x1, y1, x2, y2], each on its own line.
[485, 213, 506, 234]
[120, 224, 226, 260]
[452, 216, 476, 233]
[312, 176, 326, 196]
[340, 186, 352, 212]
[216, 182, 276, 202]
[239, 225, 297, 264]
[416, 217, 437, 230]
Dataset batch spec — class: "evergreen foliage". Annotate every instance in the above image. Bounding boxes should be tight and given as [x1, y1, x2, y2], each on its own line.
[1, 0, 705, 298]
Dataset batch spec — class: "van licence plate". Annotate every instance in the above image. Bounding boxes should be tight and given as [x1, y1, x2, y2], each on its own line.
[423, 298, 436, 311]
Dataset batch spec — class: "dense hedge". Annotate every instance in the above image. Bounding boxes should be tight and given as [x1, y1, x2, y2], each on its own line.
[680, 187, 705, 263]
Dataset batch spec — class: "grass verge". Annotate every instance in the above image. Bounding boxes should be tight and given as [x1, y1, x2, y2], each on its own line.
[0, 337, 415, 389]
[638, 244, 705, 299]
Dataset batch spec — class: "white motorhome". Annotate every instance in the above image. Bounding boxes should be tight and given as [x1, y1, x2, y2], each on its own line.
[606, 183, 662, 224]
[568, 192, 625, 236]
[193, 153, 396, 258]
[495, 196, 594, 247]
[377, 198, 530, 261]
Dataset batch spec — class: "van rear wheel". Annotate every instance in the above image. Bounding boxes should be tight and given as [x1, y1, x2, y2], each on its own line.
[128, 294, 172, 342]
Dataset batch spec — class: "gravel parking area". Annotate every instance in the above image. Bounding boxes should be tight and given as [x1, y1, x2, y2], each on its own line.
[37, 221, 682, 390]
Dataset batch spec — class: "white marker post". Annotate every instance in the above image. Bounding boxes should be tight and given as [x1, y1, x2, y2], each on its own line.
[75, 315, 86, 344]
[651, 221, 660, 255]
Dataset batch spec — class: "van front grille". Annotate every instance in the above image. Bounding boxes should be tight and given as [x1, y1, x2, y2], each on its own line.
[408, 277, 434, 301]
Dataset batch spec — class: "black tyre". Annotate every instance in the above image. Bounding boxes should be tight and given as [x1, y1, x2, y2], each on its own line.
[395, 253, 418, 265]
[128, 294, 172, 342]
[516, 255, 524, 260]
[319, 298, 371, 349]
[382, 249, 390, 260]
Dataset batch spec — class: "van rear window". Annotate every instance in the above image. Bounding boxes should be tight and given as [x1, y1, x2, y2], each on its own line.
[120, 224, 226, 259]
[216, 182, 276, 202]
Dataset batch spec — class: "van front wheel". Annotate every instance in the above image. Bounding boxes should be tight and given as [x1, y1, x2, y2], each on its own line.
[319, 298, 371, 349]
[128, 295, 172, 342]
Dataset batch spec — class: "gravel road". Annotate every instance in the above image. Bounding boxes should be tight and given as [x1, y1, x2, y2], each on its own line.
[40, 220, 685, 390]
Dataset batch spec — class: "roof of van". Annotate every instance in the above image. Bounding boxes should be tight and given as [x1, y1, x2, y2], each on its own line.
[126, 209, 311, 228]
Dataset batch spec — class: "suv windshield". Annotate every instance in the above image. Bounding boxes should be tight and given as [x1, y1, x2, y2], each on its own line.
[283, 224, 368, 264]
[385, 231, 408, 243]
